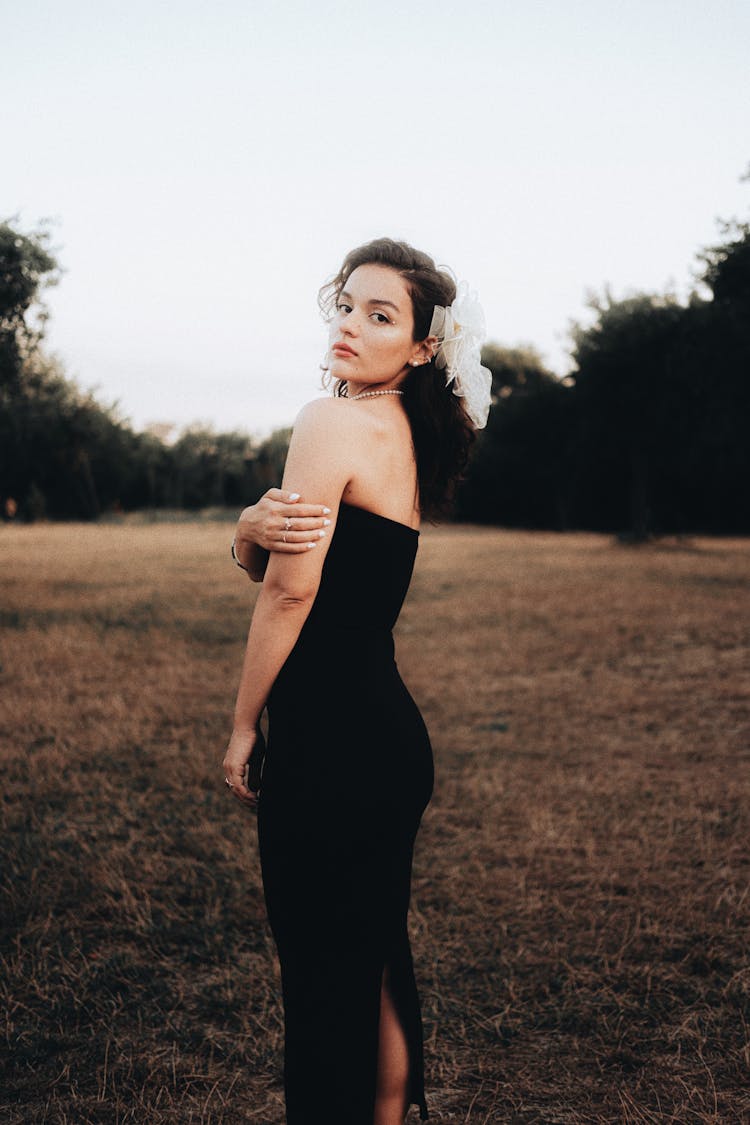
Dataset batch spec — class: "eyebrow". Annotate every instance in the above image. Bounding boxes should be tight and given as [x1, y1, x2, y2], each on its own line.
[340, 290, 401, 313]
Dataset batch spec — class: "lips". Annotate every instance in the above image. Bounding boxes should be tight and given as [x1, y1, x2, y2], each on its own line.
[332, 343, 357, 357]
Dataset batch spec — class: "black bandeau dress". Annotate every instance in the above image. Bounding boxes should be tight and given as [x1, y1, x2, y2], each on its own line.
[257, 500, 434, 1123]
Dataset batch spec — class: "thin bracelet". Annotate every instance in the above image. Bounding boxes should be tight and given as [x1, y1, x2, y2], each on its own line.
[231, 538, 250, 572]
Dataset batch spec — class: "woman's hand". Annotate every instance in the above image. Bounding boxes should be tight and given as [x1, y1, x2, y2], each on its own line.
[235, 489, 331, 556]
[222, 727, 263, 809]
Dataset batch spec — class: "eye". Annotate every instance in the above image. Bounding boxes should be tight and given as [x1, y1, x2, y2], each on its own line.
[370, 312, 392, 324]
[336, 302, 352, 314]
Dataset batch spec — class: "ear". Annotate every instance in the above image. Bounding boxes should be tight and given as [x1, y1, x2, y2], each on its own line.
[408, 334, 440, 367]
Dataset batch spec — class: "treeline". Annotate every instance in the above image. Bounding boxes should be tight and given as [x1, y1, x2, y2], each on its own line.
[1, 214, 749, 534]
[457, 216, 750, 535]
[0, 222, 291, 519]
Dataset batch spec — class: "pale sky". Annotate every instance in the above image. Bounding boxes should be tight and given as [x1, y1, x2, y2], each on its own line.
[4, 0, 749, 436]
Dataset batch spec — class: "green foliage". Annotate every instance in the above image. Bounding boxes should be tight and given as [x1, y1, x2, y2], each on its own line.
[698, 218, 750, 306]
[458, 217, 750, 535]
[568, 292, 691, 535]
[168, 426, 281, 510]
[0, 218, 291, 520]
[457, 346, 574, 528]
[481, 342, 559, 397]
[0, 218, 59, 389]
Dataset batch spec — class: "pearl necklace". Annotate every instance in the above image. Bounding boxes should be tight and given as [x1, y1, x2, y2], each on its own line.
[350, 389, 404, 401]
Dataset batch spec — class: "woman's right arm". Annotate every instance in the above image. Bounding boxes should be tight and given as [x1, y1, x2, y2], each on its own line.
[233, 488, 332, 581]
[223, 399, 361, 804]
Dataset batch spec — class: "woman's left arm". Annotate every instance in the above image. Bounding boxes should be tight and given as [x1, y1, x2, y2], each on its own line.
[223, 400, 358, 805]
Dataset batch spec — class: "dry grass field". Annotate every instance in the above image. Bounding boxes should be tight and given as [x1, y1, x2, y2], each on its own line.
[1, 520, 749, 1124]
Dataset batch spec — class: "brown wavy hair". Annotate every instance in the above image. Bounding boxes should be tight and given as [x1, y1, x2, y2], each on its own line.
[318, 237, 476, 517]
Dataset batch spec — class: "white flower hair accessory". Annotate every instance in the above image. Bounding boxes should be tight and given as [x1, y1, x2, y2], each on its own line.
[428, 282, 492, 429]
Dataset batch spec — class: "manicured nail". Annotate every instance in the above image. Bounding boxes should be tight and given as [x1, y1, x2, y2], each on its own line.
[289, 493, 300, 501]
[307, 542, 317, 549]
[323, 507, 331, 514]
[318, 529, 326, 538]
[323, 519, 331, 526]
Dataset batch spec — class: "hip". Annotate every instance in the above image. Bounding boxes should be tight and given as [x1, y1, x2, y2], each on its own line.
[264, 676, 433, 808]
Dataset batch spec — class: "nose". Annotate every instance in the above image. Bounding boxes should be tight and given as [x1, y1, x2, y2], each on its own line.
[339, 308, 360, 337]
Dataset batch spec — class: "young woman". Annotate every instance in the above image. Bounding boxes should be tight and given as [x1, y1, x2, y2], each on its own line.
[223, 238, 491, 1124]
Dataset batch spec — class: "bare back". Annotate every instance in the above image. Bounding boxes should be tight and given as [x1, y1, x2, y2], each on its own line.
[338, 399, 420, 530]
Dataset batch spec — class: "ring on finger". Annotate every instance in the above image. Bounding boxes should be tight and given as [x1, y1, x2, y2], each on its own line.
[282, 533, 287, 543]
[284, 517, 292, 532]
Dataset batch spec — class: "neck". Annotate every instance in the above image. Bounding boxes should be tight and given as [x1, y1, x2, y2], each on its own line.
[347, 379, 403, 397]
[350, 388, 404, 401]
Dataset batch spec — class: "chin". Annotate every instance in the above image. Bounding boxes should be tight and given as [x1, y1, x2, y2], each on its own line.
[330, 363, 360, 384]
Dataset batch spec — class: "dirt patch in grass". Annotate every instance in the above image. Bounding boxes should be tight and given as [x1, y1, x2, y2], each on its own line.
[1, 522, 749, 1122]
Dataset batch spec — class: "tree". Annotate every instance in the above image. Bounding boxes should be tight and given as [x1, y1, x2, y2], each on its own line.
[1, 221, 61, 515]
[567, 217, 750, 536]
[568, 292, 690, 537]
[457, 345, 575, 528]
[0, 219, 150, 519]
[169, 427, 259, 509]
[688, 219, 750, 530]
[0, 219, 59, 391]
[698, 218, 750, 308]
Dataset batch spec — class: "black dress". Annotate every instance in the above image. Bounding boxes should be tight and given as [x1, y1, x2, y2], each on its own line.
[257, 501, 433, 1124]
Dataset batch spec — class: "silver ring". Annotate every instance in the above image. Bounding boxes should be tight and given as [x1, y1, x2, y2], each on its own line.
[284, 517, 292, 532]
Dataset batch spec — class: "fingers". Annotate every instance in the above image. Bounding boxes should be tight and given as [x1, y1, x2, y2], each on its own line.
[280, 523, 330, 540]
[241, 491, 332, 552]
[274, 529, 327, 552]
[275, 542, 321, 554]
[281, 505, 331, 519]
[224, 762, 258, 809]
[262, 489, 331, 519]
[232, 783, 258, 809]
[270, 514, 333, 554]
[263, 488, 296, 503]
[281, 515, 331, 529]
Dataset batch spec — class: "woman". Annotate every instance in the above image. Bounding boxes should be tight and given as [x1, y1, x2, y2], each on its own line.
[223, 238, 491, 1124]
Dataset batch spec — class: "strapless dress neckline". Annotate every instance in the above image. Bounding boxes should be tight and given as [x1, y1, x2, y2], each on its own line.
[338, 500, 419, 536]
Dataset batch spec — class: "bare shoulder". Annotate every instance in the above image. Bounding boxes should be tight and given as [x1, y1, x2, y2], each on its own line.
[283, 398, 363, 483]
[293, 396, 369, 441]
[295, 395, 360, 424]
[277, 397, 366, 518]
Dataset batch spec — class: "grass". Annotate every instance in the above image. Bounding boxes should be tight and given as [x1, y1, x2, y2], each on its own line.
[1, 521, 749, 1123]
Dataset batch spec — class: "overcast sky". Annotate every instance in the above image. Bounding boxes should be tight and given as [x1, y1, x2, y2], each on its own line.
[4, 0, 749, 437]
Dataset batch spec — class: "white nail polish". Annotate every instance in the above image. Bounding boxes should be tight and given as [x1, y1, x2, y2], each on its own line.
[323, 519, 331, 526]
[318, 529, 326, 537]
[307, 542, 317, 549]
[323, 507, 331, 514]
[289, 493, 300, 501]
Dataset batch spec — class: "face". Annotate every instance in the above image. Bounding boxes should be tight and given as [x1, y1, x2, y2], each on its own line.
[328, 263, 429, 388]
